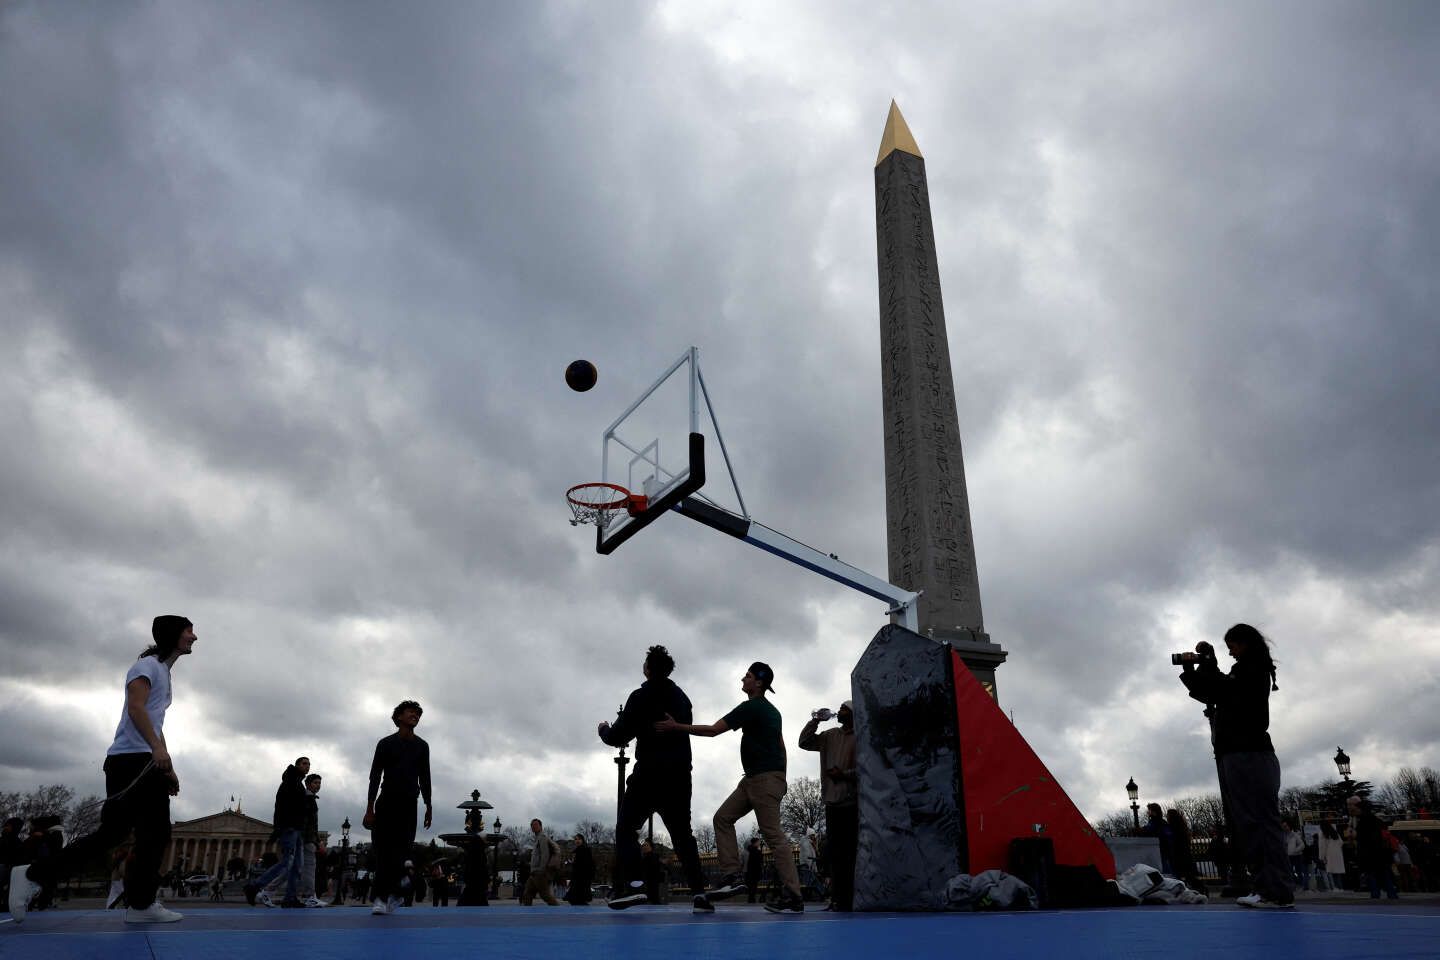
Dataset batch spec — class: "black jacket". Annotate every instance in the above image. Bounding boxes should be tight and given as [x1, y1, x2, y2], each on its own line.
[1180, 655, 1274, 755]
[599, 677, 694, 775]
[271, 764, 308, 834]
[302, 790, 320, 844]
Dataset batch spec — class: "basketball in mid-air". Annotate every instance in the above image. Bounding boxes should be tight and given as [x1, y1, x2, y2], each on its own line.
[565, 359, 598, 392]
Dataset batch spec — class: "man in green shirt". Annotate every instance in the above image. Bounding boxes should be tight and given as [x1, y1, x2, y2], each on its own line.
[656, 661, 803, 914]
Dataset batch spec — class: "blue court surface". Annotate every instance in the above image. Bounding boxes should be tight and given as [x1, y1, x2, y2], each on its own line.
[2, 902, 1436, 960]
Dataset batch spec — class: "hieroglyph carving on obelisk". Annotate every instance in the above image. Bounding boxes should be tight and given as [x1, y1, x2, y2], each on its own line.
[874, 101, 1007, 693]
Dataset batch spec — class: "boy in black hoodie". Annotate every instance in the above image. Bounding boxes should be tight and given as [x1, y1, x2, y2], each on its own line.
[597, 645, 708, 910]
[245, 757, 310, 907]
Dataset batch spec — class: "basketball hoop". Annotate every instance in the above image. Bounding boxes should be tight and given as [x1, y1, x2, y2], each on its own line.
[567, 482, 648, 530]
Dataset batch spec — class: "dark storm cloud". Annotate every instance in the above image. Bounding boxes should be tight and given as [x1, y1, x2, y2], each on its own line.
[1, 0, 1437, 831]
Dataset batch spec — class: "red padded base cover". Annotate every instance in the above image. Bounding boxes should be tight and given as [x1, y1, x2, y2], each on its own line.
[952, 650, 1116, 879]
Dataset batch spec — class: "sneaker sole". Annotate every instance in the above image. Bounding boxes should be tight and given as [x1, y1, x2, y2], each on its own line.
[707, 886, 745, 902]
[607, 895, 649, 910]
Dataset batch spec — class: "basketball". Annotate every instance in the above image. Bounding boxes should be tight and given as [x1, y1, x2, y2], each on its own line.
[565, 359, 598, 392]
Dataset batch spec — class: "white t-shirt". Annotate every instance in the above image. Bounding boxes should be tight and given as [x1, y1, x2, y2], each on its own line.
[108, 656, 172, 756]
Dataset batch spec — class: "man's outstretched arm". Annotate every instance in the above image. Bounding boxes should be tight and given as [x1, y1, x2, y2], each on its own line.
[654, 714, 729, 737]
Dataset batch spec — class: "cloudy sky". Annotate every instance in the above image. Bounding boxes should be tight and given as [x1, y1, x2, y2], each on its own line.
[2, 1, 1437, 846]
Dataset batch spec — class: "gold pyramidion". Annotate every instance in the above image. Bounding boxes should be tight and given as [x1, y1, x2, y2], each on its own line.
[876, 100, 923, 166]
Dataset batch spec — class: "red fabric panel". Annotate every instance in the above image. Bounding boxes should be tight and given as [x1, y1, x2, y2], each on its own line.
[952, 650, 1116, 879]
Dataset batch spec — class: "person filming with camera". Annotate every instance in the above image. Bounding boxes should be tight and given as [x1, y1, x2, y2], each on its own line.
[1176, 623, 1294, 909]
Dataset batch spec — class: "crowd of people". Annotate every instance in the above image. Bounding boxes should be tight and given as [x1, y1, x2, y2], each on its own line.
[1138, 800, 1438, 900]
[4, 621, 858, 924]
[6, 615, 1433, 927]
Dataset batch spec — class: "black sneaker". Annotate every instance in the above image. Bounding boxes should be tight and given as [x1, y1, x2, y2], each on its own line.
[692, 894, 714, 914]
[764, 894, 804, 914]
[708, 874, 747, 901]
[607, 883, 649, 910]
[243, 883, 260, 906]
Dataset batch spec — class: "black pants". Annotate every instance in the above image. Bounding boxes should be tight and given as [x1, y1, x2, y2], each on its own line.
[371, 795, 417, 902]
[825, 801, 858, 910]
[616, 771, 705, 894]
[32, 753, 170, 910]
[1220, 751, 1293, 903]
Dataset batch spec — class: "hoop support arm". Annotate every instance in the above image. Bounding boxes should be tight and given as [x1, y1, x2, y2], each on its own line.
[672, 497, 921, 631]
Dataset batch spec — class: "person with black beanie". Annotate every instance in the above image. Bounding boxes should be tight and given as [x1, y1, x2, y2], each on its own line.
[7, 615, 197, 924]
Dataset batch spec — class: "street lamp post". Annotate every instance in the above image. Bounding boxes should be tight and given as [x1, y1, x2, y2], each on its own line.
[1126, 777, 1140, 831]
[330, 817, 350, 906]
[1334, 747, 1352, 789]
[486, 818, 506, 900]
[1334, 746, 1354, 815]
[615, 749, 629, 825]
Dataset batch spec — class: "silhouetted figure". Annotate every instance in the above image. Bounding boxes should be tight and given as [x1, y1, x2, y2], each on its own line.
[1179, 623, 1293, 908]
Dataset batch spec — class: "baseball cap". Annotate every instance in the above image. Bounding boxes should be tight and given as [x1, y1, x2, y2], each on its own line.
[748, 661, 776, 693]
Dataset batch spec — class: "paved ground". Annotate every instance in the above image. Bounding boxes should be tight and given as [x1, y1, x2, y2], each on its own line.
[3, 897, 1438, 960]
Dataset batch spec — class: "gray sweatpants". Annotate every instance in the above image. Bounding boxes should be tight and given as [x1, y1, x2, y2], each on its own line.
[1220, 751, 1294, 902]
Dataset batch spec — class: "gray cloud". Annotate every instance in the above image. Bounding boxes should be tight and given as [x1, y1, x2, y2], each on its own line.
[2, 0, 1438, 844]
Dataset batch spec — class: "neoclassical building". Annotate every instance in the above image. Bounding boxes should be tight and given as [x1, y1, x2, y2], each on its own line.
[164, 808, 328, 876]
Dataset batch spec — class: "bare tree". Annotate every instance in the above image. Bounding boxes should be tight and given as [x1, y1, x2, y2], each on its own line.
[1172, 794, 1226, 836]
[0, 791, 22, 823]
[15, 784, 76, 823]
[1383, 767, 1440, 816]
[573, 819, 614, 845]
[778, 776, 825, 839]
[693, 823, 716, 854]
[1091, 809, 1136, 837]
[67, 794, 103, 839]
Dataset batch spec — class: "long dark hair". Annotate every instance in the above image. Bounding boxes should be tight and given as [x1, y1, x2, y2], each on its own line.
[141, 615, 192, 660]
[1224, 623, 1278, 690]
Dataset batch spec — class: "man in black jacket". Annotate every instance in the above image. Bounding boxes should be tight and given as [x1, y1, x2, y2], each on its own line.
[597, 645, 708, 911]
[245, 758, 310, 908]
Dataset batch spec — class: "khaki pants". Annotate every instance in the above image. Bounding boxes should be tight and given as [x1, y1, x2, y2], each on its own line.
[714, 771, 801, 899]
[520, 872, 558, 905]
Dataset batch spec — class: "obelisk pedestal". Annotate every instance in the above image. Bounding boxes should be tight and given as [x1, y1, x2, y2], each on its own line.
[874, 101, 1007, 696]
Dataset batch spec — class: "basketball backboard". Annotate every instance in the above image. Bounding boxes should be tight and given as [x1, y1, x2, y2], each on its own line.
[594, 347, 710, 554]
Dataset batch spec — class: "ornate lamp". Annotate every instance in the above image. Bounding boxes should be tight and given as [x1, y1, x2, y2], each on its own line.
[1126, 777, 1140, 830]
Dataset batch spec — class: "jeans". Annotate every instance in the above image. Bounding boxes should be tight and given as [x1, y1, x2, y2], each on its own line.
[299, 842, 317, 898]
[1367, 864, 1398, 899]
[255, 829, 303, 901]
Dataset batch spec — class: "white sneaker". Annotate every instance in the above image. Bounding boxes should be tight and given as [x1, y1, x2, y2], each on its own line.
[304, 896, 326, 908]
[256, 889, 275, 908]
[7, 865, 41, 923]
[1236, 892, 1293, 909]
[386, 895, 402, 913]
[371, 898, 389, 915]
[125, 902, 183, 923]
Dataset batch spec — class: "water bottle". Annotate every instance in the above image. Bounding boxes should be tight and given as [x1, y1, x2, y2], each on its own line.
[811, 707, 833, 721]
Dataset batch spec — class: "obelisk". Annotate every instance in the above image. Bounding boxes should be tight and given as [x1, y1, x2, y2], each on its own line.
[875, 101, 1007, 696]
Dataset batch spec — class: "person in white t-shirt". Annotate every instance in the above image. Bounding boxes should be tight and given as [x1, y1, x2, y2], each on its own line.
[7, 615, 197, 925]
